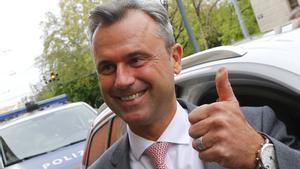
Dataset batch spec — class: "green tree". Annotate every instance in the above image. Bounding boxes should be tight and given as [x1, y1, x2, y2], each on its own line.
[36, 0, 107, 107]
[190, 0, 222, 50]
[168, 0, 195, 56]
[170, 0, 259, 53]
[168, 0, 208, 56]
[209, 0, 260, 45]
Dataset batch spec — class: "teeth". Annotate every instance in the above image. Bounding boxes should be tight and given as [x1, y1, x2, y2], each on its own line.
[121, 92, 143, 101]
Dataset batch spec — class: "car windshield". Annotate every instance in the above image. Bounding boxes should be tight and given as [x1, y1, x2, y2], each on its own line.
[0, 104, 96, 166]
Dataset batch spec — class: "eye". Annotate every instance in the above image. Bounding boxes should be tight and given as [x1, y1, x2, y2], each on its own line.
[97, 62, 116, 75]
[128, 55, 148, 67]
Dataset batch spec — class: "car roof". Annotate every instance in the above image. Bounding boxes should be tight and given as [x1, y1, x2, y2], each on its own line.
[236, 28, 300, 73]
[182, 27, 300, 75]
[178, 28, 300, 94]
[0, 102, 96, 130]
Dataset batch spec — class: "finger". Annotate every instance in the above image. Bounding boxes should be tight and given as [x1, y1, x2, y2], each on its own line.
[192, 135, 212, 151]
[188, 104, 220, 124]
[197, 144, 224, 164]
[196, 131, 225, 163]
[189, 102, 228, 124]
[215, 67, 237, 102]
[188, 105, 209, 124]
[189, 117, 212, 138]
[192, 132, 215, 152]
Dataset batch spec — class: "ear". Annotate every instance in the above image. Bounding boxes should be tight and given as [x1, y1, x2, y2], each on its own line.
[171, 43, 183, 74]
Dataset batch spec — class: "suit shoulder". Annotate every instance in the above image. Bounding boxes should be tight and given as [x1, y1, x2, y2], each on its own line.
[87, 145, 116, 169]
[88, 134, 130, 169]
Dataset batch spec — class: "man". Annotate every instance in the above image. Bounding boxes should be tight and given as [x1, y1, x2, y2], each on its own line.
[87, 0, 300, 168]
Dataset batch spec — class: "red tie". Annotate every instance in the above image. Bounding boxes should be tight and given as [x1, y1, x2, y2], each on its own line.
[145, 142, 170, 169]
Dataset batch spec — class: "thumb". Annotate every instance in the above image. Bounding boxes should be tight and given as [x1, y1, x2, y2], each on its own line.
[215, 67, 237, 102]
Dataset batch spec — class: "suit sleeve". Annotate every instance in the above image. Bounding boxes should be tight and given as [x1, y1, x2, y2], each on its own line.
[259, 106, 300, 169]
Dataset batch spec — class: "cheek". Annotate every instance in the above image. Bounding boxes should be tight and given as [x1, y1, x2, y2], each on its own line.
[155, 61, 174, 80]
[140, 64, 174, 92]
[146, 58, 173, 76]
[98, 75, 114, 93]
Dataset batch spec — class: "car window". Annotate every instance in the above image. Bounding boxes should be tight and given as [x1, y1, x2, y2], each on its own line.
[0, 104, 96, 167]
[109, 116, 126, 146]
[84, 115, 126, 168]
[86, 120, 111, 167]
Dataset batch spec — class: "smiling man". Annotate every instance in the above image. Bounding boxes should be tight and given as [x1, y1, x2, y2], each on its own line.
[92, 8, 182, 141]
[87, 0, 300, 169]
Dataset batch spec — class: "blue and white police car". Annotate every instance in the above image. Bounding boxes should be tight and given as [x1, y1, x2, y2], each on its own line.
[0, 95, 98, 169]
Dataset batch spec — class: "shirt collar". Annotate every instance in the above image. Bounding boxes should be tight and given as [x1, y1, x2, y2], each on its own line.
[128, 101, 190, 160]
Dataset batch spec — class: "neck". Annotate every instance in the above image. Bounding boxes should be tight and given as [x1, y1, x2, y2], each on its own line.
[129, 100, 177, 141]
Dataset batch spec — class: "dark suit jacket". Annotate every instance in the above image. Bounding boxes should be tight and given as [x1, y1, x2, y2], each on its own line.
[88, 99, 300, 169]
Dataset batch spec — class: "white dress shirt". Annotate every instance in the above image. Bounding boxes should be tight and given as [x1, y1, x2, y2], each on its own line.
[128, 101, 205, 169]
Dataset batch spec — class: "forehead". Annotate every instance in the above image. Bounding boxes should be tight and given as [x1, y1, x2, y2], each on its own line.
[93, 10, 158, 45]
[92, 9, 163, 58]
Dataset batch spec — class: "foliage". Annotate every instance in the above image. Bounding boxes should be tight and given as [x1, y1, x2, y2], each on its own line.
[168, 1, 195, 56]
[211, 0, 260, 45]
[168, 0, 259, 56]
[35, 0, 106, 107]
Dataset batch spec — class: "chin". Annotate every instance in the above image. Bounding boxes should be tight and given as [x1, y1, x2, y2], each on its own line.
[122, 111, 150, 125]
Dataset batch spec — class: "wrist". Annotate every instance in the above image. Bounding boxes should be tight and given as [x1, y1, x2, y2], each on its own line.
[248, 133, 265, 169]
[255, 134, 278, 169]
[255, 135, 269, 169]
[243, 133, 265, 169]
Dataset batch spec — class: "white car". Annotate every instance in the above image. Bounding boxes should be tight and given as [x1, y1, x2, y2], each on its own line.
[0, 98, 98, 169]
[81, 27, 300, 169]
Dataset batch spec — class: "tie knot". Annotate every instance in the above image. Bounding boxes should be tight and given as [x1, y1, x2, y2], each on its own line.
[145, 142, 169, 169]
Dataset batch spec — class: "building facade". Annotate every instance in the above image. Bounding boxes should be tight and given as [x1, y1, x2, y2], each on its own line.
[250, 0, 300, 32]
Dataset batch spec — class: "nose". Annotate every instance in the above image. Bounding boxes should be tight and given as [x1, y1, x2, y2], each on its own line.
[114, 64, 135, 89]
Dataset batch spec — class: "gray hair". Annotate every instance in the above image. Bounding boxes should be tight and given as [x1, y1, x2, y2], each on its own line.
[88, 0, 175, 51]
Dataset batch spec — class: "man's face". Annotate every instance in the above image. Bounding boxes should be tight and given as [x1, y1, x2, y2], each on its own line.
[92, 10, 182, 128]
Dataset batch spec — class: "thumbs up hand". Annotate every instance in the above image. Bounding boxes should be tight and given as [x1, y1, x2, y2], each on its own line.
[188, 67, 264, 169]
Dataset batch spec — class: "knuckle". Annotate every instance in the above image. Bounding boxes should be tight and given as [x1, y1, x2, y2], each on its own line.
[198, 152, 211, 162]
[200, 103, 209, 108]
[214, 145, 229, 159]
[211, 102, 223, 111]
[220, 150, 231, 159]
[188, 107, 202, 122]
[188, 114, 194, 123]
[213, 131, 227, 143]
[211, 115, 228, 128]
[198, 104, 209, 112]
[188, 127, 196, 138]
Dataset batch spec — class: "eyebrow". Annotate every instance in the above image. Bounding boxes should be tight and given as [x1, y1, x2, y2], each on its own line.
[96, 49, 153, 65]
[117, 50, 152, 59]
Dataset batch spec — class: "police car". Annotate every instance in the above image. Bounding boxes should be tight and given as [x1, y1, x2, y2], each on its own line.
[0, 95, 98, 169]
[81, 24, 300, 168]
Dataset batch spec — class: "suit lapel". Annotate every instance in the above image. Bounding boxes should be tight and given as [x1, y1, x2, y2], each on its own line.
[110, 134, 131, 169]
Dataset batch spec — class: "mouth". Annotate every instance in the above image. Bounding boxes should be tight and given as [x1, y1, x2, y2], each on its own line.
[119, 91, 146, 101]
